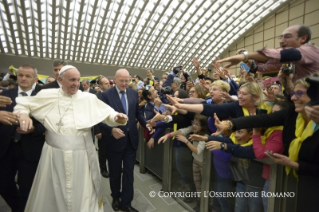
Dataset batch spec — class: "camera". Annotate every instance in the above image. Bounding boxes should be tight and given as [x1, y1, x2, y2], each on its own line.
[161, 86, 173, 95]
[248, 60, 258, 74]
[132, 79, 135, 82]
[207, 68, 212, 72]
[306, 76, 319, 106]
[173, 65, 183, 74]
[282, 63, 295, 75]
[256, 108, 268, 115]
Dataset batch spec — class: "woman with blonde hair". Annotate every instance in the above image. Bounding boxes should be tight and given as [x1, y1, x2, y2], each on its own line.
[215, 76, 319, 212]
[170, 82, 272, 119]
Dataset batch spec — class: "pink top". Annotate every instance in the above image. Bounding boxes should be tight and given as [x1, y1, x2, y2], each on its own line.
[253, 130, 284, 180]
[256, 44, 319, 82]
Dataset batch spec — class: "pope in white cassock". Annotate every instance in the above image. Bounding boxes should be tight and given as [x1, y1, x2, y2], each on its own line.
[14, 65, 128, 212]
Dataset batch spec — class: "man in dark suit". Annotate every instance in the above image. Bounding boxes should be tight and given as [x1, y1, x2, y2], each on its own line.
[99, 69, 151, 212]
[0, 64, 45, 212]
[35, 59, 84, 92]
[95, 77, 111, 178]
[82, 79, 97, 94]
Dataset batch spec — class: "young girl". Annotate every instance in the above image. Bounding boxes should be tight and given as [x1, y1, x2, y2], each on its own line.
[158, 114, 209, 212]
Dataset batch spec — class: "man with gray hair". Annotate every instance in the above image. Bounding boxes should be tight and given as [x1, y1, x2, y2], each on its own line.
[0, 64, 45, 211]
[82, 79, 97, 94]
[14, 65, 128, 212]
[95, 76, 111, 178]
[99, 69, 152, 212]
[171, 77, 182, 94]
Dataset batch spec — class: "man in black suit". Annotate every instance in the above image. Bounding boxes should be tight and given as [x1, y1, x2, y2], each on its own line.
[0, 64, 45, 212]
[82, 79, 97, 94]
[99, 69, 151, 212]
[35, 59, 84, 92]
[95, 77, 111, 178]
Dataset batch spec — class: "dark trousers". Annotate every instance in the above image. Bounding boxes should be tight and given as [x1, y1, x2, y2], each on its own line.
[98, 138, 107, 171]
[0, 142, 38, 212]
[107, 135, 136, 208]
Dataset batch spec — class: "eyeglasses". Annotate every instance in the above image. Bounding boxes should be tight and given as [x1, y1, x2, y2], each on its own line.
[278, 33, 295, 40]
[290, 90, 307, 98]
[191, 121, 201, 127]
[189, 90, 195, 94]
[237, 90, 250, 96]
[118, 79, 130, 84]
[209, 87, 220, 92]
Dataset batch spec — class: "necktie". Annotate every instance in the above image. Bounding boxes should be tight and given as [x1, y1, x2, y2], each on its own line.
[14, 92, 28, 142]
[20, 92, 28, 96]
[120, 91, 127, 114]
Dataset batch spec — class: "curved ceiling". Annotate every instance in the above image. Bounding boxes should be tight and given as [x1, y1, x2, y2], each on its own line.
[0, 0, 289, 73]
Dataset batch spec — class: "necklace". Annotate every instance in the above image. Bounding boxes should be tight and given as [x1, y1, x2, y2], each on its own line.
[56, 91, 74, 132]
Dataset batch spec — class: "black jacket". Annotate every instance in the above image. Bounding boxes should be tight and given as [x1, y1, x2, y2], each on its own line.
[0, 86, 45, 161]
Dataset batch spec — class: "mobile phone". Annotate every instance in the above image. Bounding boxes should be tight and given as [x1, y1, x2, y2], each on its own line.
[265, 150, 275, 156]
[240, 63, 250, 72]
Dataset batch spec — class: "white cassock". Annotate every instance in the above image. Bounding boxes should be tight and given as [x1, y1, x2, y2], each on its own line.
[14, 88, 126, 212]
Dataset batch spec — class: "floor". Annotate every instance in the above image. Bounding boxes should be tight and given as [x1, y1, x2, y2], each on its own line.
[0, 164, 189, 212]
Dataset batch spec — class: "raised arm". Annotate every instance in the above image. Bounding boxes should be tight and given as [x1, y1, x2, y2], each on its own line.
[231, 108, 288, 131]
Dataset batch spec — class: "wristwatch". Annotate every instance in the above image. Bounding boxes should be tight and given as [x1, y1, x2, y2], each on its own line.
[163, 116, 170, 123]
[240, 51, 249, 63]
[220, 142, 225, 150]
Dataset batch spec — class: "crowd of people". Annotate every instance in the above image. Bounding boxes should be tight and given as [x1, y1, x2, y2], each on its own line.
[0, 24, 319, 212]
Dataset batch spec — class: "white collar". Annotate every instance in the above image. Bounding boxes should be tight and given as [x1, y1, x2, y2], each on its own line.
[18, 83, 35, 96]
[115, 86, 126, 93]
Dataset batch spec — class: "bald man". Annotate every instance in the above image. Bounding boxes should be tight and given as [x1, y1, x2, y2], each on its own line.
[99, 69, 151, 212]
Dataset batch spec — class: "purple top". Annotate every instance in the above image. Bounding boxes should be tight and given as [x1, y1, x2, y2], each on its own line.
[212, 149, 232, 178]
[207, 116, 217, 133]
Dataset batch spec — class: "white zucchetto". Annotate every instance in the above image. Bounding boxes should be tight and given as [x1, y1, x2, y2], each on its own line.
[59, 65, 77, 75]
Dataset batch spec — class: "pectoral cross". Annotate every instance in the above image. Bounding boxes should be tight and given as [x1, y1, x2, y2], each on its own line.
[56, 119, 64, 131]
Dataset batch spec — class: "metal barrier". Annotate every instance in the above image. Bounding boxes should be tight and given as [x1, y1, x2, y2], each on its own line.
[144, 131, 165, 179]
[136, 127, 167, 178]
[162, 128, 173, 191]
[136, 126, 298, 212]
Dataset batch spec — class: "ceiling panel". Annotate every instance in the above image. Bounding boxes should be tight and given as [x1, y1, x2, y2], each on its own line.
[0, 0, 289, 73]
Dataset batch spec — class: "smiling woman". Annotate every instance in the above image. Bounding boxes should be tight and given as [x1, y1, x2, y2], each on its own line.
[220, 75, 319, 212]
[173, 82, 271, 121]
